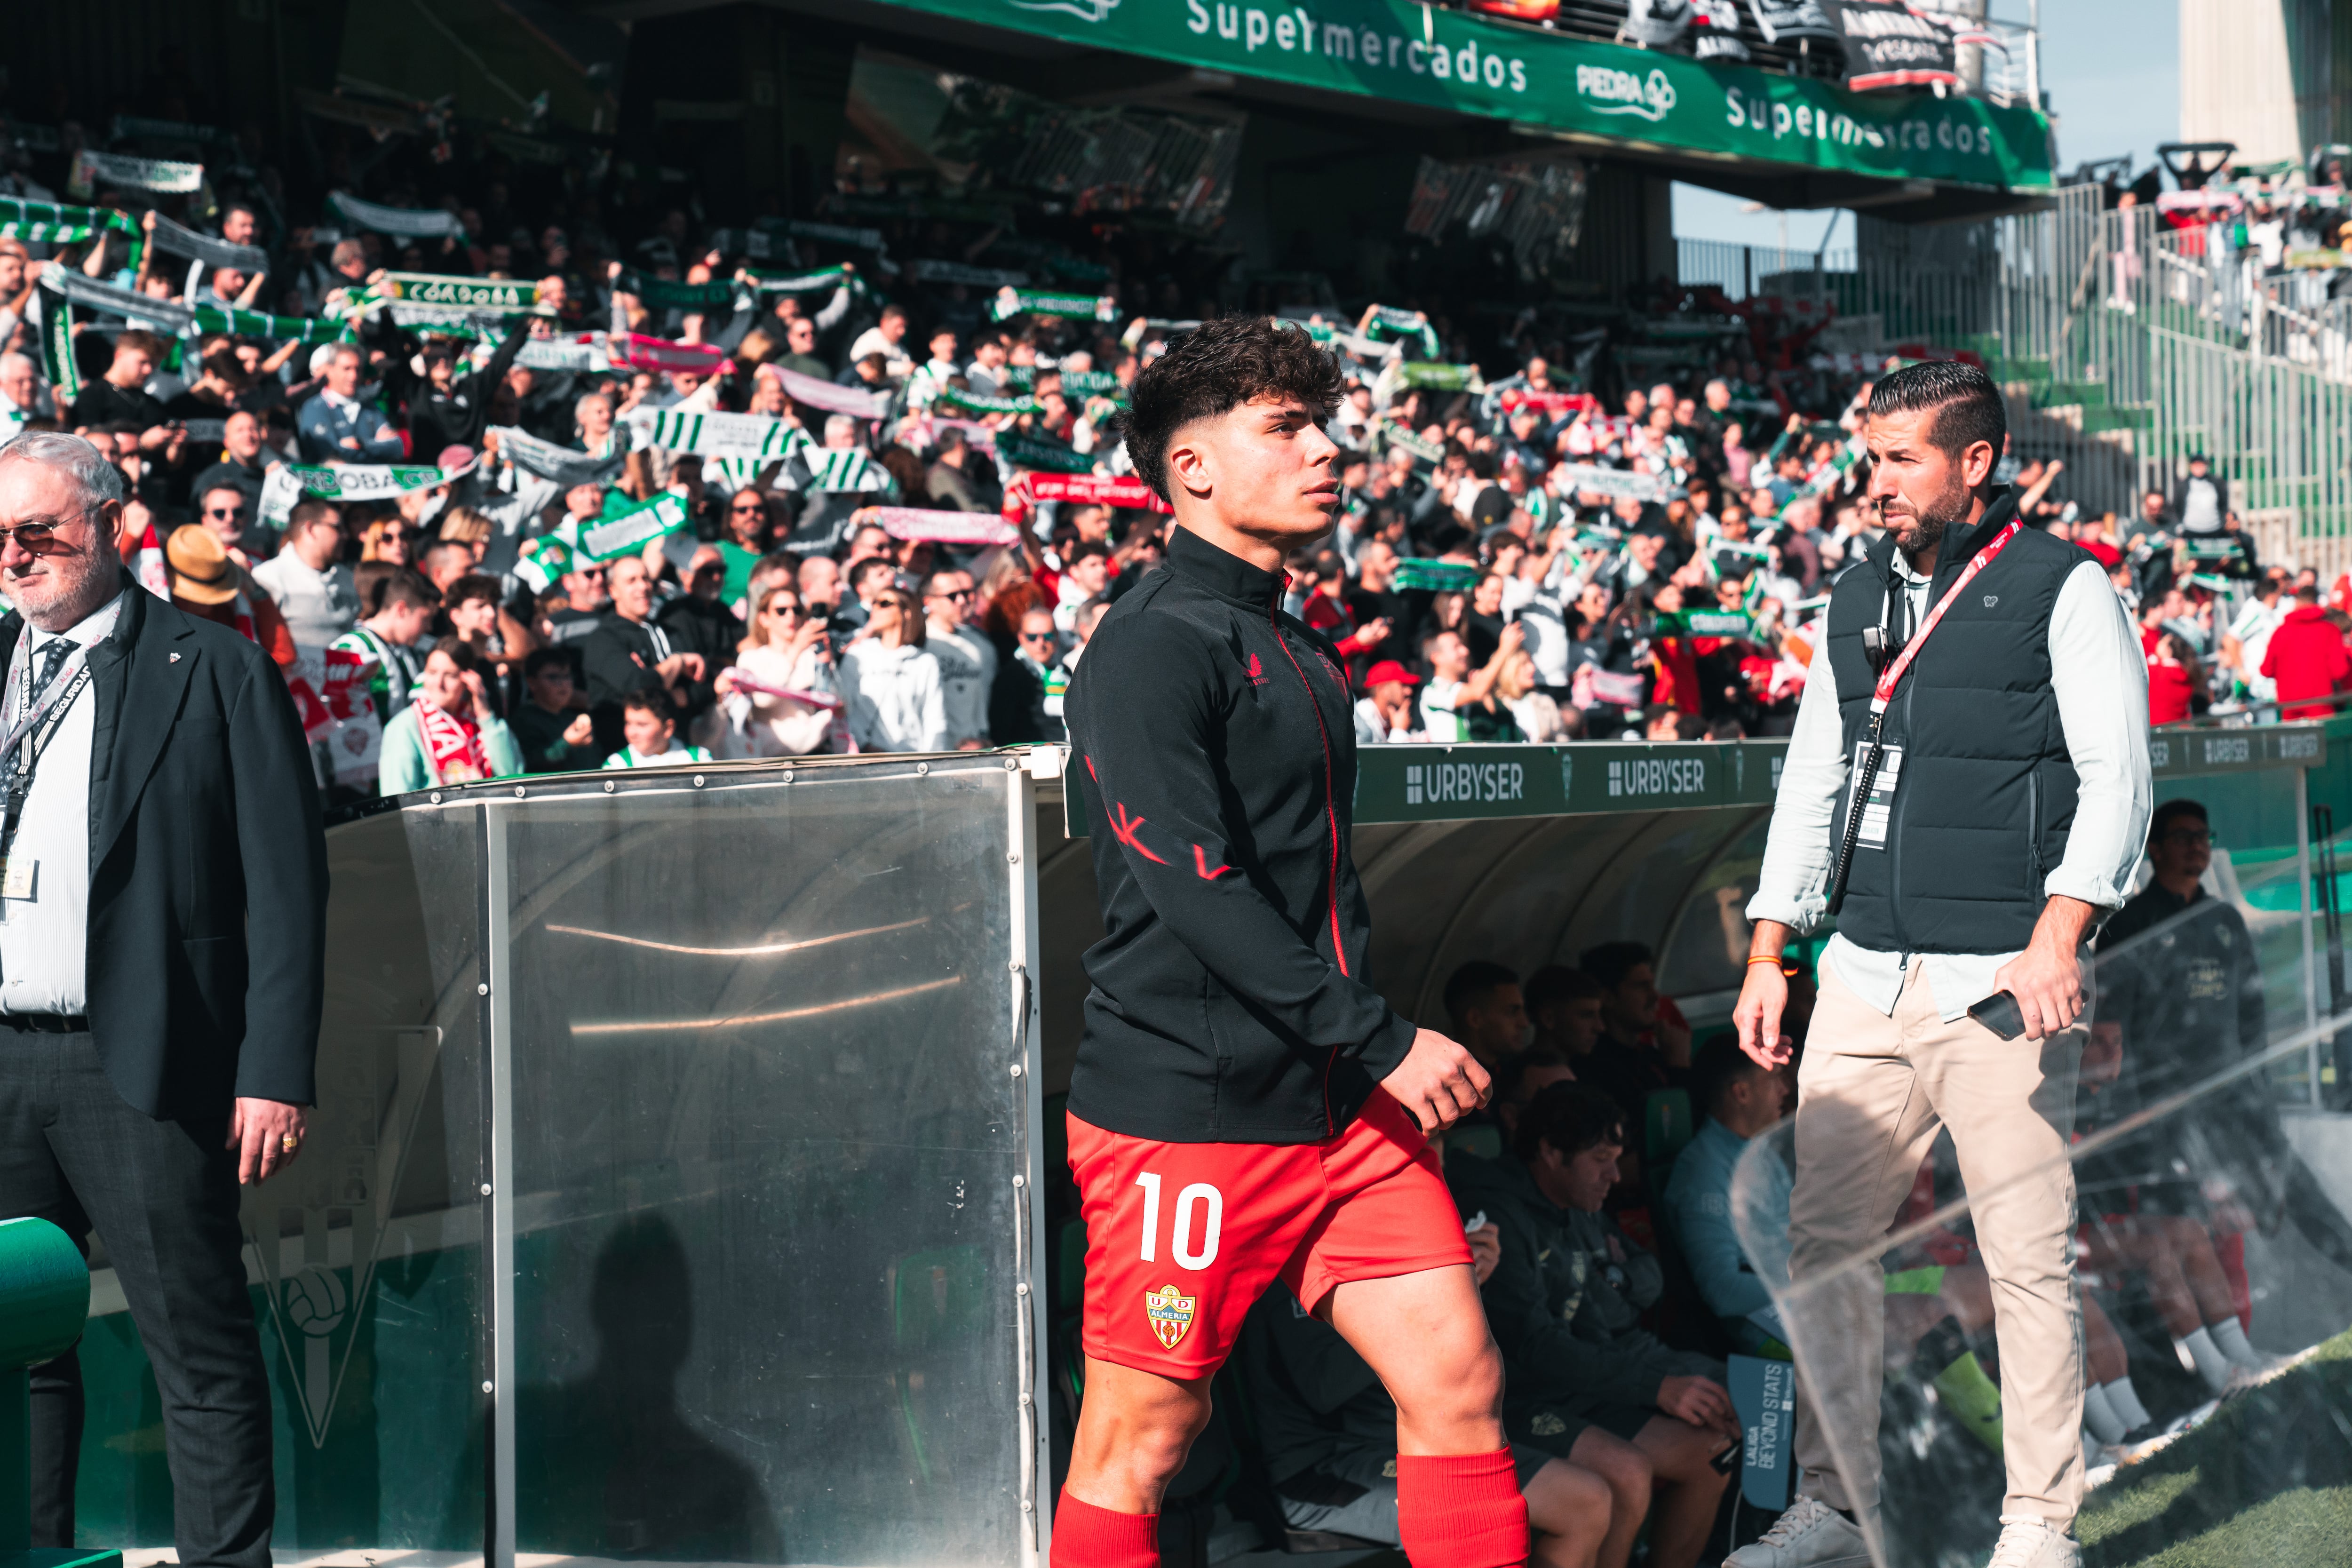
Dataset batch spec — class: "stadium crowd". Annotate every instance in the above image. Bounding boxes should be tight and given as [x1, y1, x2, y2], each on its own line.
[8, 107, 2346, 800]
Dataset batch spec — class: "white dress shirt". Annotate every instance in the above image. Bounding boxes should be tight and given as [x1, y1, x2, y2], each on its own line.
[0, 591, 127, 1015]
[1747, 552, 2153, 1021]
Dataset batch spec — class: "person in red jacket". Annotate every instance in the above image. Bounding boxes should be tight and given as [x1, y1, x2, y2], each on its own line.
[2259, 584, 2351, 721]
[2146, 632, 2200, 726]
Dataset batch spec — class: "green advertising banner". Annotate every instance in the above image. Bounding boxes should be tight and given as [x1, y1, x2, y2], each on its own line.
[874, 0, 2055, 190]
[1062, 727, 2314, 836]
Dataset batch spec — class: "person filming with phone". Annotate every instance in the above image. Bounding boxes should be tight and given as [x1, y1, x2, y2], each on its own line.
[1724, 362, 2151, 1568]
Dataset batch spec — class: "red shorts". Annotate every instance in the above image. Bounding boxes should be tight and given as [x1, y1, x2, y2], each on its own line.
[1067, 1087, 1473, 1379]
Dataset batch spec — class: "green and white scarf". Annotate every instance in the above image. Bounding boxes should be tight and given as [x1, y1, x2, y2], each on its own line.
[69, 148, 203, 196]
[934, 387, 1044, 418]
[630, 408, 814, 462]
[993, 432, 1097, 475]
[39, 286, 80, 403]
[490, 425, 626, 488]
[794, 447, 895, 495]
[149, 213, 268, 275]
[1362, 305, 1442, 360]
[577, 492, 691, 562]
[988, 288, 1113, 324]
[193, 303, 347, 346]
[907, 259, 1029, 287]
[614, 267, 738, 310]
[330, 191, 465, 239]
[786, 220, 884, 252]
[39, 268, 195, 333]
[0, 197, 139, 248]
[1374, 421, 1446, 467]
[286, 461, 472, 502]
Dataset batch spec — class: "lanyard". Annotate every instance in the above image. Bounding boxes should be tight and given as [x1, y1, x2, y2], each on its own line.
[0, 639, 93, 770]
[0, 642, 95, 864]
[1867, 519, 2022, 714]
[1826, 518, 2021, 915]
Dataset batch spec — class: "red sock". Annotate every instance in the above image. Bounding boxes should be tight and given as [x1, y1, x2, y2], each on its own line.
[1050, 1491, 1159, 1568]
[1395, 1449, 1530, 1568]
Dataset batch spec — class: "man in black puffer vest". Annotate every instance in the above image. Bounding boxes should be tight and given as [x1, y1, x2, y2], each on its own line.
[1725, 363, 2152, 1568]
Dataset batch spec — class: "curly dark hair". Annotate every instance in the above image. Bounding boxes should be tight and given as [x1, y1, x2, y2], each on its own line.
[1120, 317, 1344, 503]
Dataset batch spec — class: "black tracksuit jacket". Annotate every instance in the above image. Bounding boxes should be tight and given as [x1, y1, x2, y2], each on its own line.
[1064, 526, 1417, 1144]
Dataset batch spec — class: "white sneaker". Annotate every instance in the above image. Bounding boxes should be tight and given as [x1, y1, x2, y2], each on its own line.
[1986, 1518, 2081, 1568]
[1724, 1495, 1872, 1568]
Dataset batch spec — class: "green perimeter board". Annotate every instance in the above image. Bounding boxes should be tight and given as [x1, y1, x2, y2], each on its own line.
[872, 0, 2055, 191]
[71, 1251, 482, 1553]
[1062, 729, 2320, 836]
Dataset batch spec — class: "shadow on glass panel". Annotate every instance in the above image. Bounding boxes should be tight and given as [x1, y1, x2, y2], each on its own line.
[1727, 850, 2352, 1565]
[512, 1213, 781, 1560]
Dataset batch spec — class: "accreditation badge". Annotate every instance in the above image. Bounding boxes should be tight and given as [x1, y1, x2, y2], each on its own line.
[0, 857, 34, 901]
[1855, 744, 1903, 851]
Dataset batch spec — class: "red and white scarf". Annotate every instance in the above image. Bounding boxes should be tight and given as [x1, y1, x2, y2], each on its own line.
[413, 695, 490, 784]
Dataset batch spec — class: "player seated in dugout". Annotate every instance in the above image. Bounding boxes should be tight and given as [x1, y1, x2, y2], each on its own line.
[1447, 1082, 1734, 1568]
[1233, 1233, 1619, 1568]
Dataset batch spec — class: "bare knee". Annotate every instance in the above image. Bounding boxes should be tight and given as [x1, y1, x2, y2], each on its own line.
[1394, 1332, 1504, 1434]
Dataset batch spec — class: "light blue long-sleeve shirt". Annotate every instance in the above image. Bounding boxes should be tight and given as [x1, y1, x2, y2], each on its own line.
[1661, 1118, 1793, 1346]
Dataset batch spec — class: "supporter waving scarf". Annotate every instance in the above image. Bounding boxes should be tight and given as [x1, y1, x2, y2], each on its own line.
[489, 425, 625, 488]
[988, 286, 1114, 323]
[148, 212, 269, 275]
[1361, 304, 1443, 359]
[0, 196, 141, 249]
[193, 303, 346, 346]
[630, 407, 814, 461]
[69, 148, 202, 197]
[412, 695, 492, 784]
[612, 267, 738, 310]
[330, 191, 466, 239]
[935, 386, 1044, 419]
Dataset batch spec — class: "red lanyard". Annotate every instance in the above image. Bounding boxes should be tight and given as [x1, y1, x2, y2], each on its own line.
[1870, 519, 2021, 714]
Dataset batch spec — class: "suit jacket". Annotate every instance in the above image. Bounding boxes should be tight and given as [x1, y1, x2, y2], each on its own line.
[0, 576, 327, 1118]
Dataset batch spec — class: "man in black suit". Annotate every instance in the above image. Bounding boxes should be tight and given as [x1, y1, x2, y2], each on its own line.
[0, 430, 326, 1568]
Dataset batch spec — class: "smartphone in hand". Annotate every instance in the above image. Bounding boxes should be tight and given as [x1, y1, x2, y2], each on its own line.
[1969, 990, 2026, 1041]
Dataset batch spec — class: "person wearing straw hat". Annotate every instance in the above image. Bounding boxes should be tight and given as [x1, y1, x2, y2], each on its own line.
[166, 524, 295, 671]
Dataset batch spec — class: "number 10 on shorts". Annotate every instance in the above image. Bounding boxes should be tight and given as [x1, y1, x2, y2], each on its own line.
[1135, 1173, 1224, 1269]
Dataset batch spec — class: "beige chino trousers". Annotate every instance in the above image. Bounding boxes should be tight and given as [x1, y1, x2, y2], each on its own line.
[1788, 958, 2086, 1528]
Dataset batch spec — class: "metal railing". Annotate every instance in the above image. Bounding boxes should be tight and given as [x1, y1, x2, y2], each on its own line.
[1672, 185, 2352, 547]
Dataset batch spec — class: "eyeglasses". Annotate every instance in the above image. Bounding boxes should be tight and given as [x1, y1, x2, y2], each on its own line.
[203, 505, 243, 519]
[763, 603, 803, 618]
[2163, 827, 2214, 846]
[0, 511, 95, 553]
[1019, 630, 1057, 644]
[928, 588, 974, 602]
[731, 501, 766, 514]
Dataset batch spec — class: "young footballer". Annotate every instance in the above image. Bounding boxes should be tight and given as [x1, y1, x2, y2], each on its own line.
[1058, 318, 1527, 1568]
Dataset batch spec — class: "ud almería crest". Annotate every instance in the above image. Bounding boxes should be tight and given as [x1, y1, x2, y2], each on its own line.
[1144, 1283, 1197, 1350]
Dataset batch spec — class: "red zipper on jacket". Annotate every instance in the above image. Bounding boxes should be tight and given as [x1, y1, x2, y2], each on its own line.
[1267, 590, 1351, 1134]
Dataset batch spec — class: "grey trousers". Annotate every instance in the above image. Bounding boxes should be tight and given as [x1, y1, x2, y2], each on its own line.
[0, 1028, 274, 1568]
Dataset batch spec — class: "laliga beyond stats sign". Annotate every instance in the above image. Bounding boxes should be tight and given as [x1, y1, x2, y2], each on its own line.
[882, 0, 2055, 191]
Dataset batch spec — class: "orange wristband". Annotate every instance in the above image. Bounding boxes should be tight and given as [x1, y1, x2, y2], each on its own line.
[1747, 954, 1786, 966]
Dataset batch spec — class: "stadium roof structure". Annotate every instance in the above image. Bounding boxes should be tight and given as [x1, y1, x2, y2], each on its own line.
[771, 0, 2058, 222]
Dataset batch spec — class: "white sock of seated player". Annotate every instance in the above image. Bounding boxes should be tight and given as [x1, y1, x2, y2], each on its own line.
[2175, 1325, 2233, 1393]
[2081, 1383, 2129, 1446]
[2102, 1376, 2154, 1433]
[2208, 1315, 2261, 1369]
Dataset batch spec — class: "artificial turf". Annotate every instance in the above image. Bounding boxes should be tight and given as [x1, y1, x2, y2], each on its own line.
[2080, 1328, 2352, 1568]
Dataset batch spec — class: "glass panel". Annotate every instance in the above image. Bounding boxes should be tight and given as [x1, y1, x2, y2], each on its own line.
[1727, 769, 2352, 1564]
[499, 760, 1026, 1566]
